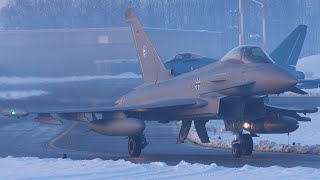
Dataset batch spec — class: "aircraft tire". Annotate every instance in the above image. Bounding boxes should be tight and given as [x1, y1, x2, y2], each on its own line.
[128, 135, 142, 157]
[232, 141, 242, 158]
[241, 134, 253, 156]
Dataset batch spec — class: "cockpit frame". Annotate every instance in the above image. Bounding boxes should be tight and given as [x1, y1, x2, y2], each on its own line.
[221, 46, 274, 64]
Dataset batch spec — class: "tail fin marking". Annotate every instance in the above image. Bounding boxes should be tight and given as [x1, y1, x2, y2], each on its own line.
[125, 8, 171, 84]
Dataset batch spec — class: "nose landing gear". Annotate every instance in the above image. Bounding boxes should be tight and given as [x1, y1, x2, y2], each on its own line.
[231, 133, 253, 158]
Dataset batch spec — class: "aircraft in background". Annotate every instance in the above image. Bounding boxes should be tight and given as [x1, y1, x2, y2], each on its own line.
[164, 25, 320, 89]
[269, 25, 307, 80]
[164, 53, 218, 76]
[2, 9, 317, 158]
[165, 25, 307, 78]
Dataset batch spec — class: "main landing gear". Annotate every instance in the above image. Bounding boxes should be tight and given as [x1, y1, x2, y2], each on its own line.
[231, 133, 253, 158]
[128, 133, 148, 157]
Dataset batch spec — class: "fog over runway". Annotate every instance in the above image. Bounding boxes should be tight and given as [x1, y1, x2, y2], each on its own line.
[0, 78, 320, 168]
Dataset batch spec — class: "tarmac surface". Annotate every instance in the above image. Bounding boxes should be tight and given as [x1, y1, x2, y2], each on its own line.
[0, 79, 320, 168]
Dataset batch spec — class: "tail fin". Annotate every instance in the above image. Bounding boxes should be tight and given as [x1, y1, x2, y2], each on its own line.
[125, 8, 171, 84]
[270, 25, 307, 68]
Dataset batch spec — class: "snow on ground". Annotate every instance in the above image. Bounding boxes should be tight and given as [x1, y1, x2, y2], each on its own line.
[0, 90, 49, 100]
[0, 72, 141, 85]
[297, 54, 320, 79]
[187, 111, 320, 155]
[0, 157, 319, 180]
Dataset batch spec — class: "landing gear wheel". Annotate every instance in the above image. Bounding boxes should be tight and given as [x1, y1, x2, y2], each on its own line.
[241, 134, 253, 156]
[231, 133, 253, 158]
[128, 133, 148, 157]
[232, 141, 242, 158]
[128, 135, 142, 157]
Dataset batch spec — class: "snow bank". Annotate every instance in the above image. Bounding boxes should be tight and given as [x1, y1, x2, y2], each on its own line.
[0, 157, 319, 180]
[185, 111, 320, 155]
[0, 90, 49, 99]
[255, 140, 320, 154]
[0, 72, 141, 85]
[297, 55, 320, 79]
[189, 129, 320, 155]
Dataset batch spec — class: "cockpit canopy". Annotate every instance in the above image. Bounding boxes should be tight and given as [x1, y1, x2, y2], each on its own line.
[221, 46, 274, 64]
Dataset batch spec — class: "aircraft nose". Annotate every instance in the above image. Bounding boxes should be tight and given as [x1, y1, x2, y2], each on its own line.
[272, 67, 299, 92]
[278, 70, 299, 87]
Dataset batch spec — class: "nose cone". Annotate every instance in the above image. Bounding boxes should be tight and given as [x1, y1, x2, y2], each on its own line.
[264, 66, 299, 94]
[276, 69, 299, 88]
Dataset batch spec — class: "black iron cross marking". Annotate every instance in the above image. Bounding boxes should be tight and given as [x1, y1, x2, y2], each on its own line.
[194, 78, 201, 90]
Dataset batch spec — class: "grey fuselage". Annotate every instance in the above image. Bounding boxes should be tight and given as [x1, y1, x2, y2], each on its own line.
[116, 46, 297, 121]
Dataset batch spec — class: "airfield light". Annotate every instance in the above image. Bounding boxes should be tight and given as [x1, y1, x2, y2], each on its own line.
[11, 110, 16, 116]
[243, 122, 250, 129]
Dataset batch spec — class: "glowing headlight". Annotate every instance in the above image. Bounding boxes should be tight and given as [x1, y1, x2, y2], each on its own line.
[243, 122, 250, 129]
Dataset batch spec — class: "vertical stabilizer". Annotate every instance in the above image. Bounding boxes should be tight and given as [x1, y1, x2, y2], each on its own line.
[270, 25, 307, 67]
[125, 8, 171, 84]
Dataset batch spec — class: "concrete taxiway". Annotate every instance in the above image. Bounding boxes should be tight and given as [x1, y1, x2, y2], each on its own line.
[1, 116, 320, 168]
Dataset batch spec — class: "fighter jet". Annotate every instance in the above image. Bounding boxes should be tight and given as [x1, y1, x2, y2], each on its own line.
[3, 9, 317, 158]
[164, 25, 320, 90]
[165, 25, 308, 81]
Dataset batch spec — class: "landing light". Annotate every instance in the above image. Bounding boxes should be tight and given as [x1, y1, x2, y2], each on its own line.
[243, 122, 250, 129]
[11, 110, 16, 116]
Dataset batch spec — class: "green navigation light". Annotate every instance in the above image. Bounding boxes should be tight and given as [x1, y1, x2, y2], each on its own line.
[11, 110, 16, 115]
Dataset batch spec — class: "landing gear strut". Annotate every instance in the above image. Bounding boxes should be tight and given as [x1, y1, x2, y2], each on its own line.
[231, 133, 253, 158]
[128, 133, 148, 157]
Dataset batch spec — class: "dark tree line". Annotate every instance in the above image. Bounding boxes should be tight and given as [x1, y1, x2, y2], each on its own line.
[0, 0, 319, 56]
[0, 0, 236, 30]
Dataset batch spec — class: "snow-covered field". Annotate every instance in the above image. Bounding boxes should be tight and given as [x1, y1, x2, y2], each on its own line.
[0, 90, 49, 100]
[0, 157, 318, 180]
[0, 73, 141, 85]
[187, 112, 320, 154]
